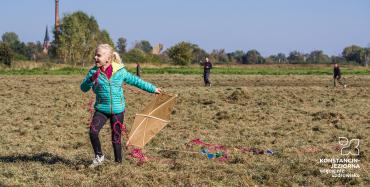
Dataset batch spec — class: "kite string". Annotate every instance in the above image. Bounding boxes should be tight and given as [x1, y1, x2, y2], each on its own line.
[81, 89, 265, 164]
[123, 83, 150, 164]
[80, 79, 149, 164]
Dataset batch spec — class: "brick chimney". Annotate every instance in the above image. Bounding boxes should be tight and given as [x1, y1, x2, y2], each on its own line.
[55, 0, 60, 34]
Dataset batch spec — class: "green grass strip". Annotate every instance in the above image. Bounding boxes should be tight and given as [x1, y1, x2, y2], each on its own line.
[0, 67, 369, 75]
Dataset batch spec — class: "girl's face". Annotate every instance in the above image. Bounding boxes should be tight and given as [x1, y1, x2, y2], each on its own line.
[94, 48, 111, 68]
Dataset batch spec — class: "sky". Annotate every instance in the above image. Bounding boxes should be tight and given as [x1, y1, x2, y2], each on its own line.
[0, 0, 369, 57]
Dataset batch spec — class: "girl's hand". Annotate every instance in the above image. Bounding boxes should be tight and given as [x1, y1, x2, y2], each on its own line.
[90, 69, 101, 82]
[155, 88, 161, 94]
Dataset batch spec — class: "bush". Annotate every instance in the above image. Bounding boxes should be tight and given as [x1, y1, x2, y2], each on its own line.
[0, 42, 13, 66]
[123, 48, 147, 63]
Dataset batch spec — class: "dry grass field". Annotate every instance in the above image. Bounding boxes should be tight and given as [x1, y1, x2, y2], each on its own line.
[0, 74, 369, 186]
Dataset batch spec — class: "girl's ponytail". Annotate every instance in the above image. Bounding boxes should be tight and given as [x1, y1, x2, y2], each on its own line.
[112, 51, 123, 64]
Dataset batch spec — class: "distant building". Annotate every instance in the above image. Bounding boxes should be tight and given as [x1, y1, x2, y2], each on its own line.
[42, 26, 50, 54]
[152, 44, 164, 55]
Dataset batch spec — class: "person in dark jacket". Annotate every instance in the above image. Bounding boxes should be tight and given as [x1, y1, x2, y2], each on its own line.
[333, 63, 346, 88]
[136, 63, 142, 77]
[203, 57, 213, 86]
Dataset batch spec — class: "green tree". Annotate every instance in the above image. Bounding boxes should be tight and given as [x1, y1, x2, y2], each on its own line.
[123, 48, 147, 63]
[342, 45, 362, 64]
[1, 32, 20, 49]
[56, 11, 114, 66]
[243, 49, 264, 64]
[288, 51, 305, 64]
[307, 50, 330, 64]
[276, 53, 287, 63]
[1, 32, 28, 60]
[359, 47, 370, 67]
[331, 55, 346, 64]
[210, 49, 228, 64]
[166, 42, 195, 65]
[24, 42, 39, 60]
[267, 53, 287, 64]
[134, 40, 153, 53]
[190, 45, 207, 64]
[100, 30, 114, 47]
[116, 37, 127, 56]
[0, 42, 13, 66]
[228, 50, 245, 64]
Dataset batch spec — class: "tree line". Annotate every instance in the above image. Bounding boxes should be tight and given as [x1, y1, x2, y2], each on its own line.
[1, 11, 369, 67]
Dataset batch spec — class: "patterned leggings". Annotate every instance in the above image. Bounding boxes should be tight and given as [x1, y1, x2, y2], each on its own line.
[89, 111, 124, 162]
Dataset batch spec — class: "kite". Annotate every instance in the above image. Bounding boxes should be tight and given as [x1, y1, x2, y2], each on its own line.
[126, 93, 177, 148]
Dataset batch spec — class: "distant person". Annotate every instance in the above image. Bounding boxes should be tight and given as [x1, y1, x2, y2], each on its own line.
[333, 63, 346, 88]
[203, 57, 213, 86]
[136, 63, 142, 77]
[80, 44, 161, 168]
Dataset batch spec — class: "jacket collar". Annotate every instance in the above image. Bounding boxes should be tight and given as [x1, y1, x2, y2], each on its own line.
[112, 61, 125, 75]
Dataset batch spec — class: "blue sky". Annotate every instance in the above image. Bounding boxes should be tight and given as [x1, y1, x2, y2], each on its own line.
[1, 0, 369, 56]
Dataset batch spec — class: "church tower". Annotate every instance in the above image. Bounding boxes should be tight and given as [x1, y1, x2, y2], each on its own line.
[42, 26, 50, 54]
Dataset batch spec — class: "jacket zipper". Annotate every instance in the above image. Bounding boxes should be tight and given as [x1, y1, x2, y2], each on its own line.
[101, 71, 113, 114]
[109, 80, 113, 114]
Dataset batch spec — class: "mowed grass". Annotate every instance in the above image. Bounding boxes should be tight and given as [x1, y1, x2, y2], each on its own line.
[0, 74, 369, 186]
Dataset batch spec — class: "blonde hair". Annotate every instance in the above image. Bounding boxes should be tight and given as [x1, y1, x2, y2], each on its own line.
[96, 44, 123, 64]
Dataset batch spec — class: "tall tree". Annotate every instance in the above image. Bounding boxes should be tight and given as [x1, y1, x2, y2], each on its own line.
[100, 30, 114, 47]
[134, 40, 153, 53]
[288, 51, 305, 64]
[243, 49, 264, 64]
[56, 11, 114, 66]
[116, 37, 127, 56]
[1, 32, 20, 49]
[307, 50, 330, 64]
[1, 32, 28, 60]
[342, 45, 362, 64]
[228, 50, 245, 64]
[191, 46, 207, 64]
[166, 42, 194, 65]
[276, 53, 287, 63]
[210, 49, 228, 64]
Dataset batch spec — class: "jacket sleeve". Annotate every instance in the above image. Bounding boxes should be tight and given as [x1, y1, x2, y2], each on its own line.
[80, 69, 95, 92]
[122, 68, 156, 93]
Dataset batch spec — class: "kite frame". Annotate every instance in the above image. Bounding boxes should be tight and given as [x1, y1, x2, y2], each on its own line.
[127, 94, 177, 147]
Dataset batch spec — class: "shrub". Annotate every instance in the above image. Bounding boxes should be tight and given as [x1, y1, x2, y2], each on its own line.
[0, 42, 13, 66]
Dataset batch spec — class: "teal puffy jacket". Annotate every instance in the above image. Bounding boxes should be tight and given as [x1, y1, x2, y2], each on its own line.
[80, 63, 156, 114]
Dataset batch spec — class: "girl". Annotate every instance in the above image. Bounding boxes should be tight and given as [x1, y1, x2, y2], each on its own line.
[80, 44, 161, 167]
